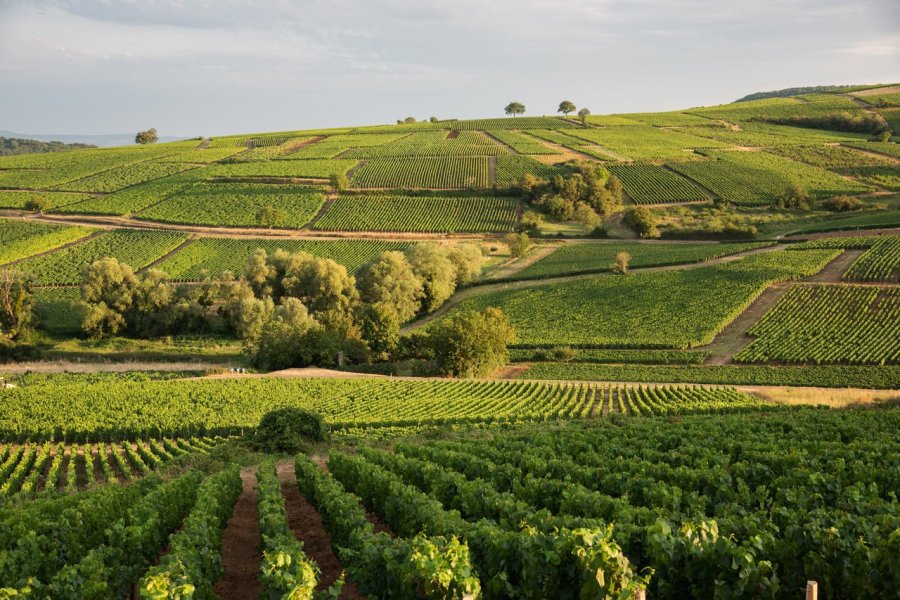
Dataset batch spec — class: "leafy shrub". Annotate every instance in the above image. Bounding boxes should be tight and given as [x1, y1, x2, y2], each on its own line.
[253, 407, 326, 452]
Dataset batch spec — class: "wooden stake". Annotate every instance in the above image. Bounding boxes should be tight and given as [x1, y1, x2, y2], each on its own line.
[806, 581, 818, 600]
[636, 589, 646, 600]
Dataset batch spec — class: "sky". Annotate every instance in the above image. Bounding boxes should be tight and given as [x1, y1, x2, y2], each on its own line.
[0, 0, 898, 137]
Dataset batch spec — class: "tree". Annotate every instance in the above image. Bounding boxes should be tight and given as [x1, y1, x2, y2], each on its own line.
[446, 244, 484, 287]
[429, 307, 517, 377]
[330, 172, 349, 192]
[623, 206, 660, 238]
[611, 251, 631, 274]
[518, 210, 544, 234]
[822, 195, 865, 212]
[504, 232, 531, 258]
[247, 298, 322, 370]
[244, 249, 276, 298]
[404, 116, 417, 124]
[135, 128, 158, 144]
[405, 243, 458, 313]
[776, 183, 812, 210]
[77, 257, 139, 337]
[357, 303, 400, 362]
[429, 116, 439, 123]
[356, 251, 424, 323]
[504, 102, 526, 117]
[578, 108, 591, 126]
[283, 257, 359, 316]
[558, 100, 576, 115]
[127, 268, 175, 337]
[255, 206, 287, 229]
[875, 131, 892, 142]
[0, 269, 33, 342]
[573, 202, 602, 230]
[23, 197, 49, 214]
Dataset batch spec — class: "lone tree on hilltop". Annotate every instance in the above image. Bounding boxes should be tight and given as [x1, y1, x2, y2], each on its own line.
[578, 107, 591, 126]
[504, 102, 526, 117]
[558, 100, 576, 115]
[135, 128, 158, 144]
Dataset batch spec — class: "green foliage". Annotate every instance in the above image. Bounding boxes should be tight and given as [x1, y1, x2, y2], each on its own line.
[329, 171, 349, 192]
[135, 128, 159, 144]
[821, 195, 865, 211]
[254, 408, 326, 451]
[357, 251, 424, 322]
[624, 206, 660, 237]
[775, 182, 812, 210]
[504, 101, 526, 116]
[205, 158, 357, 179]
[0, 136, 95, 156]
[504, 232, 531, 258]
[0, 220, 94, 266]
[558, 100, 577, 115]
[342, 131, 507, 159]
[429, 307, 516, 377]
[138, 466, 242, 600]
[313, 193, 517, 233]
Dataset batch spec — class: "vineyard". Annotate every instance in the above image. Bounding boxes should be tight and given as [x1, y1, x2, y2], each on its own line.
[138, 182, 327, 228]
[0, 220, 94, 265]
[153, 237, 410, 280]
[485, 130, 561, 154]
[736, 284, 900, 365]
[312, 193, 518, 233]
[0, 190, 93, 210]
[494, 155, 560, 187]
[512, 241, 771, 279]
[14, 229, 188, 284]
[350, 157, 489, 188]
[0, 376, 766, 441]
[56, 169, 207, 216]
[341, 131, 509, 159]
[767, 143, 900, 190]
[563, 126, 728, 161]
[205, 158, 357, 179]
[56, 161, 195, 194]
[606, 164, 707, 204]
[444, 250, 838, 347]
[0, 436, 222, 497]
[791, 235, 900, 282]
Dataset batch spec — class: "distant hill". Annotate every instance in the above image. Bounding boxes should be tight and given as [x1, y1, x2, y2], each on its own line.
[0, 136, 97, 156]
[0, 130, 189, 148]
[735, 84, 896, 102]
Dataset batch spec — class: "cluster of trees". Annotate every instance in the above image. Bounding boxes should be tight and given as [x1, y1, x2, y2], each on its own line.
[0, 269, 33, 354]
[0, 137, 95, 157]
[517, 161, 623, 230]
[135, 128, 159, 145]
[72, 243, 487, 370]
[775, 183, 813, 211]
[557, 101, 592, 125]
[395, 117, 441, 124]
[763, 111, 889, 135]
[623, 206, 660, 238]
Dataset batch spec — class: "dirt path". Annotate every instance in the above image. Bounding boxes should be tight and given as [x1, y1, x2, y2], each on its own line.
[487, 156, 497, 187]
[214, 466, 262, 600]
[487, 244, 561, 280]
[140, 236, 197, 273]
[401, 243, 785, 334]
[699, 249, 865, 364]
[197, 138, 211, 150]
[303, 192, 337, 230]
[276, 461, 365, 599]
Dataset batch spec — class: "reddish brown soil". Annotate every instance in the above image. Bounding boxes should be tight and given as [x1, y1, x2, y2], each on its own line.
[213, 467, 263, 600]
[276, 462, 365, 599]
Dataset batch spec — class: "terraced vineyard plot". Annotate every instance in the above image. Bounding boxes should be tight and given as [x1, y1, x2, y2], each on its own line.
[0, 190, 93, 210]
[0, 145, 186, 190]
[55, 161, 195, 193]
[0, 220, 94, 265]
[15, 229, 188, 284]
[735, 284, 900, 365]
[845, 236, 900, 282]
[846, 141, 900, 160]
[687, 94, 862, 121]
[440, 250, 838, 348]
[155, 237, 409, 280]
[607, 164, 707, 204]
[625, 111, 719, 127]
[342, 131, 508, 159]
[509, 348, 710, 365]
[205, 158, 357, 179]
[0, 377, 765, 440]
[140, 182, 326, 228]
[681, 122, 870, 147]
[450, 116, 578, 130]
[351, 157, 489, 189]
[278, 140, 350, 159]
[582, 114, 645, 126]
[767, 144, 900, 190]
[514, 241, 771, 279]
[372, 408, 900, 597]
[525, 129, 616, 159]
[486, 130, 561, 154]
[155, 147, 244, 163]
[313, 193, 518, 233]
[494, 155, 560, 187]
[58, 168, 207, 215]
[791, 235, 900, 282]
[565, 126, 728, 160]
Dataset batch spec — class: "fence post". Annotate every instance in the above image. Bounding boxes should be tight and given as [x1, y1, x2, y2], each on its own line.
[806, 581, 818, 600]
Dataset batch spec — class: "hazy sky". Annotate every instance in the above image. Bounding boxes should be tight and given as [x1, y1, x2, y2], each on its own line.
[1, 0, 898, 137]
